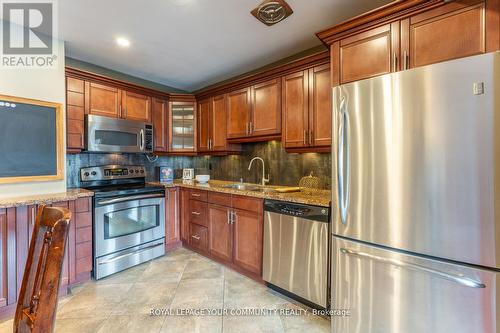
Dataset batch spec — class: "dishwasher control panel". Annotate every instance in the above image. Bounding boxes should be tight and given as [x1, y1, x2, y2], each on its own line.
[264, 200, 329, 222]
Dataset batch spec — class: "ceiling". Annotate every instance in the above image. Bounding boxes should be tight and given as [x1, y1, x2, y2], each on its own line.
[60, 0, 391, 92]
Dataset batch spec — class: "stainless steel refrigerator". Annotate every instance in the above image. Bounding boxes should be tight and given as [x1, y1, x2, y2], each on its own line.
[331, 52, 500, 333]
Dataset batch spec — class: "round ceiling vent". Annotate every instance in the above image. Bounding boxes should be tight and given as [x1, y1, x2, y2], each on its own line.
[251, 0, 293, 26]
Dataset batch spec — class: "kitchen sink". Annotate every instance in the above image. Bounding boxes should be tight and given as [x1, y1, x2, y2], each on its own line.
[223, 183, 276, 193]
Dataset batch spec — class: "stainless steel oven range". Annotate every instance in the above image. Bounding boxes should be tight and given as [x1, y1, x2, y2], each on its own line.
[80, 165, 165, 280]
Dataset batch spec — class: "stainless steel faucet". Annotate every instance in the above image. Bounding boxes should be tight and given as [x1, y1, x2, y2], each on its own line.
[248, 157, 269, 186]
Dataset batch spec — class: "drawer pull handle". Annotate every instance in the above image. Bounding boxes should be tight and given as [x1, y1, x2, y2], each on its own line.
[191, 211, 201, 215]
[191, 235, 200, 240]
[191, 193, 201, 197]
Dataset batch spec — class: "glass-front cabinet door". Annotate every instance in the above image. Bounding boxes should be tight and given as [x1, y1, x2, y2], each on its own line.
[169, 101, 196, 153]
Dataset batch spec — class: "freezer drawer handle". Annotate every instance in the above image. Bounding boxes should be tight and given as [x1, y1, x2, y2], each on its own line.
[340, 248, 486, 289]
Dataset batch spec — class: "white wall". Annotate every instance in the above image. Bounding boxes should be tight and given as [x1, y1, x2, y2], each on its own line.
[0, 40, 66, 198]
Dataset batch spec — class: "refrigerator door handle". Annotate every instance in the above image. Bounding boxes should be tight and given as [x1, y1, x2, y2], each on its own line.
[340, 248, 486, 289]
[338, 97, 350, 225]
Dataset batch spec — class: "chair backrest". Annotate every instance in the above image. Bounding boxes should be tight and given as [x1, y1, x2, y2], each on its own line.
[13, 204, 71, 333]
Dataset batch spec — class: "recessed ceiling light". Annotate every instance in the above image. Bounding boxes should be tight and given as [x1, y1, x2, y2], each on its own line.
[116, 37, 130, 48]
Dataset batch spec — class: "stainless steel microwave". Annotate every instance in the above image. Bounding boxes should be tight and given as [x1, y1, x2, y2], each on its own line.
[85, 115, 153, 153]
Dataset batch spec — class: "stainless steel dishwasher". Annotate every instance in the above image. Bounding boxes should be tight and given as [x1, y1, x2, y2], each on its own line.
[263, 199, 330, 309]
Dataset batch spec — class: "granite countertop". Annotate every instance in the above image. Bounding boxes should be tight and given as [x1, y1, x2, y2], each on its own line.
[151, 179, 331, 207]
[0, 188, 94, 209]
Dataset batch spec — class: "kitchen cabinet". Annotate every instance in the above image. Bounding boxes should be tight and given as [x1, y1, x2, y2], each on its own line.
[226, 78, 281, 142]
[335, 22, 399, 84]
[169, 101, 197, 154]
[66, 77, 85, 152]
[197, 95, 241, 154]
[84, 82, 152, 122]
[86, 82, 121, 118]
[319, 0, 496, 86]
[197, 98, 211, 152]
[165, 187, 181, 250]
[227, 88, 251, 139]
[282, 64, 332, 152]
[0, 197, 92, 319]
[250, 79, 281, 138]
[181, 189, 263, 279]
[309, 64, 332, 148]
[152, 98, 169, 152]
[232, 205, 263, 275]
[179, 188, 191, 244]
[401, 0, 486, 69]
[122, 90, 151, 122]
[208, 204, 233, 263]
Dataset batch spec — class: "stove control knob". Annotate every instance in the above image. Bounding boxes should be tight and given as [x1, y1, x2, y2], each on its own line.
[135, 169, 140, 173]
[91, 171, 97, 176]
[130, 170, 134, 173]
[140, 170, 144, 174]
[84, 172, 90, 177]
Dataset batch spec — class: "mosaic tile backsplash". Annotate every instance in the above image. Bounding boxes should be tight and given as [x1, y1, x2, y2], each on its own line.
[66, 141, 332, 189]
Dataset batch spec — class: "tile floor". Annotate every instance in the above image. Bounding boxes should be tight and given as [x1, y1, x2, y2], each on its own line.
[0, 247, 330, 333]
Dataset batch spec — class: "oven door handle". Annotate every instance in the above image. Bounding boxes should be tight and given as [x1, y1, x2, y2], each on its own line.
[98, 242, 164, 265]
[97, 193, 164, 205]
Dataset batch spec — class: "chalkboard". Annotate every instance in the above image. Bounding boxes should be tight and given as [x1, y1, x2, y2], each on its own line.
[0, 95, 63, 183]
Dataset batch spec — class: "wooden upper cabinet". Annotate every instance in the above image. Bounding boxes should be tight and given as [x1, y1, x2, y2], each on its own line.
[66, 77, 85, 151]
[402, 0, 486, 69]
[309, 64, 332, 148]
[319, 0, 496, 86]
[211, 95, 229, 151]
[282, 71, 308, 149]
[208, 204, 233, 263]
[227, 88, 251, 139]
[250, 78, 281, 137]
[152, 98, 168, 152]
[197, 98, 211, 152]
[337, 22, 399, 85]
[86, 82, 121, 118]
[122, 91, 151, 122]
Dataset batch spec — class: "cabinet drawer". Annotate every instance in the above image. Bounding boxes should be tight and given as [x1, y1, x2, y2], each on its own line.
[75, 211, 92, 229]
[208, 192, 232, 207]
[232, 195, 263, 214]
[189, 199, 207, 226]
[76, 256, 93, 275]
[76, 241, 92, 259]
[75, 197, 91, 213]
[76, 226, 92, 243]
[189, 223, 208, 252]
[189, 190, 208, 201]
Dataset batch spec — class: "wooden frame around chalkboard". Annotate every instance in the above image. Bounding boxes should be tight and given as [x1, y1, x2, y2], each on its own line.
[0, 94, 64, 184]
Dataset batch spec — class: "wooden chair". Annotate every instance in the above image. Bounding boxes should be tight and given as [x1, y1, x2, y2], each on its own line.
[13, 205, 71, 333]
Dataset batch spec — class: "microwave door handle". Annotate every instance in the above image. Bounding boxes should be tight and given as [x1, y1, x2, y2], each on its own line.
[140, 129, 145, 151]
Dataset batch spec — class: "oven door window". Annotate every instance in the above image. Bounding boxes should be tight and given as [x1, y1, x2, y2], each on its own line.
[104, 204, 159, 239]
[95, 130, 137, 147]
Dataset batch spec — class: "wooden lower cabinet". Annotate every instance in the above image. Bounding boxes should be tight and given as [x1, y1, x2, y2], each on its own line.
[208, 204, 233, 263]
[182, 189, 263, 280]
[232, 207, 263, 276]
[0, 197, 93, 319]
[165, 187, 181, 250]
